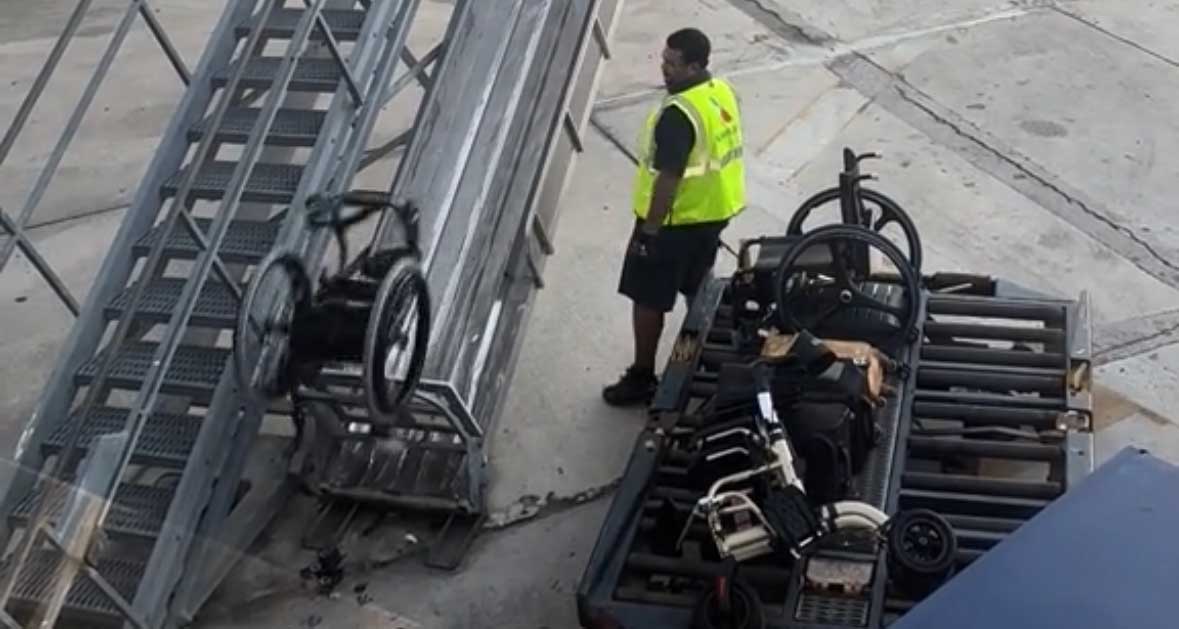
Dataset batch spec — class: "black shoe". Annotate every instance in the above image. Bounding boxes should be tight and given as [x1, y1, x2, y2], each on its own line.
[603, 366, 658, 407]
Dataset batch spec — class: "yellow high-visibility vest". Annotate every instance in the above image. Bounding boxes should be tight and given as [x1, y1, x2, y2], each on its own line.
[632, 77, 746, 226]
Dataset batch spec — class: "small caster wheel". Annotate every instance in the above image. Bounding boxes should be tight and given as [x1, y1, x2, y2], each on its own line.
[887, 508, 957, 598]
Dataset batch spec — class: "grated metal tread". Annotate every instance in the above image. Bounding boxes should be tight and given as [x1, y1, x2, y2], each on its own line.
[188, 107, 326, 147]
[796, 592, 871, 626]
[161, 161, 305, 204]
[105, 277, 239, 328]
[237, 8, 368, 41]
[212, 56, 343, 93]
[75, 342, 229, 399]
[10, 483, 174, 540]
[42, 406, 201, 468]
[1, 550, 142, 628]
[134, 217, 280, 264]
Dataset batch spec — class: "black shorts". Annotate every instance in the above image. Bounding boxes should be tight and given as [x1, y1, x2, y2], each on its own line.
[618, 219, 727, 313]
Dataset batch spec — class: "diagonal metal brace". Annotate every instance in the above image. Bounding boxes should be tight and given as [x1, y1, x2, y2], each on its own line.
[0, 207, 80, 316]
[305, 0, 363, 105]
[383, 42, 445, 106]
[138, 0, 191, 85]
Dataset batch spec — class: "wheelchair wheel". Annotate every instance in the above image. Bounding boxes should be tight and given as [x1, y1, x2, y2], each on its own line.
[364, 253, 431, 424]
[774, 224, 921, 349]
[233, 250, 312, 404]
[789, 187, 923, 273]
[692, 575, 766, 629]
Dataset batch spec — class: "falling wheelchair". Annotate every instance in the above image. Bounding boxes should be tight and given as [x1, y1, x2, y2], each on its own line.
[232, 190, 431, 432]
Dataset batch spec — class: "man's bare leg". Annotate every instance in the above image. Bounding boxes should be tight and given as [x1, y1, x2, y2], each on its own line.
[633, 303, 665, 370]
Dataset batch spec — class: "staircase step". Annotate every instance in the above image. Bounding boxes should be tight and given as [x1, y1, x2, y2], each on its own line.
[237, 8, 367, 41]
[74, 342, 229, 399]
[43, 407, 201, 468]
[1, 550, 143, 629]
[161, 161, 305, 204]
[105, 277, 239, 328]
[188, 107, 326, 147]
[134, 217, 280, 264]
[213, 56, 343, 93]
[10, 483, 174, 541]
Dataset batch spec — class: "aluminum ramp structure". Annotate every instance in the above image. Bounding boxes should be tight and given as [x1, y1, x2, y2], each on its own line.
[295, 0, 623, 568]
[0, 0, 621, 626]
[0, 1, 447, 627]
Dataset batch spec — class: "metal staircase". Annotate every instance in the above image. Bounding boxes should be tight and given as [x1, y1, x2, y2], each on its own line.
[0, 1, 437, 627]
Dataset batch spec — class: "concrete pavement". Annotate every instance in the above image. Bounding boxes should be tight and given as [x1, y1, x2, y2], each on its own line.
[3, 0, 1179, 627]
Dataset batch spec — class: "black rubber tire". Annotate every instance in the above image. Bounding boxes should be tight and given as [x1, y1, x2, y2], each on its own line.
[887, 508, 958, 598]
[773, 224, 921, 349]
[364, 254, 431, 424]
[691, 576, 767, 629]
[233, 250, 312, 403]
[789, 187, 923, 274]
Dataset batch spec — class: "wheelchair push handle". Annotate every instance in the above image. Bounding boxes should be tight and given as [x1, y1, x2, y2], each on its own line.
[842, 148, 882, 171]
[305, 190, 419, 235]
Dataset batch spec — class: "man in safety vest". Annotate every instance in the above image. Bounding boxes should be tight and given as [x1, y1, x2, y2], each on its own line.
[603, 28, 745, 407]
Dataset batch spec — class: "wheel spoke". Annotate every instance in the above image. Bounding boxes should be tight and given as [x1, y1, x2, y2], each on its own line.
[826, 241, 854, 287]
[812, 300, 843, 327]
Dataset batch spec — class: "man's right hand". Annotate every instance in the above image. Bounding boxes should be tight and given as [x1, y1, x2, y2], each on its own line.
[628, 229, 656, 258]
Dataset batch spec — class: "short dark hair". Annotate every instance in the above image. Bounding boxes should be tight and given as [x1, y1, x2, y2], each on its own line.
[667, 28, 710, 68]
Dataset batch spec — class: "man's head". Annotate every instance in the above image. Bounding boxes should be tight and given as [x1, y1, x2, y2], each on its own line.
[661, 28, 710, 89]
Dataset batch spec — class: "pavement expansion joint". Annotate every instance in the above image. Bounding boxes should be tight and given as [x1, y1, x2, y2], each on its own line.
[1094, 309, 1179, 365]
[1050, 4, 1179, 71]
[588, 115, 638, 165]
[893, 83, 1179, 279]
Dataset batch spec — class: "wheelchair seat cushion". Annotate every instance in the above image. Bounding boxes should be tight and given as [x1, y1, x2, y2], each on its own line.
[752, 236, 835, 275]
[791, 281, 907, 339]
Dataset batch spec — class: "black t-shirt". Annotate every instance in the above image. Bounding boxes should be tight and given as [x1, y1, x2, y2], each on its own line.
[651, 73, 711, 177]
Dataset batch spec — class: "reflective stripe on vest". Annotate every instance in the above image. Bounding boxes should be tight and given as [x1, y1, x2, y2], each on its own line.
[632, 78, 746, 226]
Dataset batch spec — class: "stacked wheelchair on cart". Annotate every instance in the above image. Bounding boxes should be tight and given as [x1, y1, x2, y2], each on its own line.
[654, 149, 959, 629]
[232, 190, 433, 464]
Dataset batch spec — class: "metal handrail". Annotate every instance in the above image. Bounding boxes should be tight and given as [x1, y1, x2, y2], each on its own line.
[0, 0, 192, 312]
[0, 1, 340, 626]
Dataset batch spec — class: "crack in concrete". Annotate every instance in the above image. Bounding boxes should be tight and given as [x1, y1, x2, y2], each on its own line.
[724, 0, 834, 47]
[1051, 5, 1179, 71]
[483, 477, 622, 531]
[827, 53, 1179, 289]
